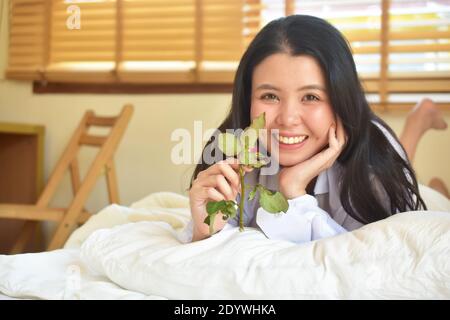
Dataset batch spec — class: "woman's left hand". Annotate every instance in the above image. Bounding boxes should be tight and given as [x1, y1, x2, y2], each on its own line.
[279, 118, 347, 199]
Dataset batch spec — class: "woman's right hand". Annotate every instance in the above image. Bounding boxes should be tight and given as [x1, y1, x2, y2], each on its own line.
[189, 158, 252, 241]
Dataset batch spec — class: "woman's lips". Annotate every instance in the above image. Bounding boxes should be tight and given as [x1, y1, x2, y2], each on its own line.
[277, 137, 309, 150]
[272, 132, 309, 150]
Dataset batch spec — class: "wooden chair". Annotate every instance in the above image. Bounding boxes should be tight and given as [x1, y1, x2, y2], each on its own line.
[0, 104, 134, 253]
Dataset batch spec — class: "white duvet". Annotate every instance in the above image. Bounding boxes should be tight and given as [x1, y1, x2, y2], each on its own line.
[0, 185, 449, 300]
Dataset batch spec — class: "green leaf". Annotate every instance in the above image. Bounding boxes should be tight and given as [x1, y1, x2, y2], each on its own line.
[239, 127, 259, 149]
[206, 200, 237, 219]
[218, 133, 241, 157]
[238, 149, 258, 166]
[206, 200, 224, 215]
[205, 200, 237, 234]
[205, 202, 221, 234]
[222, 202, 237, 219]
[250, 112, 265, 130]
[252, 159, 270, 168]
[248, 187, 257, 201]
[256, 152, 269, 161]
[207, 213, 217, 235]
[259, 188, 289, 213]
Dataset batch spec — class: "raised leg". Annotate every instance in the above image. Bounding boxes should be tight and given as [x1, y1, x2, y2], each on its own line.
[428, 177, 450, 199]
[399, 98, 447, 164]
[399, 98, 449, 199]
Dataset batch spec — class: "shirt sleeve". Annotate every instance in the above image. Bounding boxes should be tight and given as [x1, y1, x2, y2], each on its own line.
[178, 219, 194, 243]
[256, 194, 347, 244]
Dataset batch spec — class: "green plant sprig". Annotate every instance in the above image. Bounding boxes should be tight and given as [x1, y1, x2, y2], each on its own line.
[205, 113, 289, 234]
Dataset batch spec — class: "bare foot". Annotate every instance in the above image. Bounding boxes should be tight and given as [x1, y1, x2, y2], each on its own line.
[428, 177, 450, 199]
[407, 98, 448, 135]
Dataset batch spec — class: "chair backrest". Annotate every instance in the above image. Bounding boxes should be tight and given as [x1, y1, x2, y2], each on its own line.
[36, 104, 134, 208]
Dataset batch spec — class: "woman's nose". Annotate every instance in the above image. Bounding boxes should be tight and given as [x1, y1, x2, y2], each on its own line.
[276, 98, 303, 127]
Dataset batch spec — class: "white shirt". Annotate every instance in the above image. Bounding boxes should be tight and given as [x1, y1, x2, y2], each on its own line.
[226, 162, 355, 243]
[183, 120, 407, 244]
[180, 165, 351, 244]
[227, 161, 364, 230]
[226, 120, 408, 243]
[254, 194, 347, 243]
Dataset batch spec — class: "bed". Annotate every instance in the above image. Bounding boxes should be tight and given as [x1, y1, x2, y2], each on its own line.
[0, 184, 449, 300]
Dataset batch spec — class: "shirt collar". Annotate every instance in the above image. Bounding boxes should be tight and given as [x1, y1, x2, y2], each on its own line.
[314, 169, 329, 195]
[314, 162, 343, 195]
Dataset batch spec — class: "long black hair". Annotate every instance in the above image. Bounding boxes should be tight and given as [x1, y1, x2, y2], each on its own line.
[190, 15, 426, 224]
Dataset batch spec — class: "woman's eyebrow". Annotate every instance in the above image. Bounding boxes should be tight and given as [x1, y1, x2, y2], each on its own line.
[255, 84, 281, 91]
[255, 84, 326, 91]
[299, 84, 326, 92]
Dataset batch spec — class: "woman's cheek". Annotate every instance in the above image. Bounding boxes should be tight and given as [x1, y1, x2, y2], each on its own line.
[313, 126, 331, 147]
[308, 107, 334, 140]
[250, 100, 267, 120]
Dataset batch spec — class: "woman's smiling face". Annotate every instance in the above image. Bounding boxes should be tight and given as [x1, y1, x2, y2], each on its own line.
[251, 53, 336, 167]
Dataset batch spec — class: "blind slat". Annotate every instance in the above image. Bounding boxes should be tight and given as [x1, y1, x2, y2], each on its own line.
[6, 0, 448, 99]
[121, 0, 196, 66]
[49, 0, 116, 63]
[7, 0, 46, 79]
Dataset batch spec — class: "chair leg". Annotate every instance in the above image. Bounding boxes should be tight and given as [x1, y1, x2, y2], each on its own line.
[10, 221, 37, 254]
[46, 210, 82, 251]
[105, 159, 120, 204]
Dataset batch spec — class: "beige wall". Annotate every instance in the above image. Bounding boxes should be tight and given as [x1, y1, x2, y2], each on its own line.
[1, 6, 449, 220]
[374, 109, 450, 191]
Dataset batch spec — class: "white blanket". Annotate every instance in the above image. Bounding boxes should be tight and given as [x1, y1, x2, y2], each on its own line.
[0, 185, 449, 299]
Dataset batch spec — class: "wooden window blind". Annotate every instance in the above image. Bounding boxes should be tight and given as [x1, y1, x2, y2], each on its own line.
[6, 0, 261, 84]
[7, 0, 47, 80]
[288, 0, 450, 108]
[386, 0, 449, 96]
[6, 0, 450, 106]
[46, 0, 117, 83]
[119, 0, 196, 83]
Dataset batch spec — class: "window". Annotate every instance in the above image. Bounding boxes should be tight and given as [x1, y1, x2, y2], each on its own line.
[6, 0, 450, 106]
[7, 0, 261, 84]
[286, 0, 450, 108]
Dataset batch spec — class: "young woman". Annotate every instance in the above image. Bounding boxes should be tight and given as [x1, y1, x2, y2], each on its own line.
[188, 15, 427, 242]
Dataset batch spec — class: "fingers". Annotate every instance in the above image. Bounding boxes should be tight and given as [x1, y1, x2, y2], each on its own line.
[225, 159, 254, 173]
[192, 157, 255, 203]
[335, 118, 347, 148]
[329, 118, 347, 151]
[197, 173, 238, 201]
[203, 159, 241, 190]
[205, 187, 226, 202]
[328, 124, 339, 151]
[194, 160, 240, 201]
[191, 179, 236, 204]
[221, 157, 241, 170]
[315, 120, 345, 170]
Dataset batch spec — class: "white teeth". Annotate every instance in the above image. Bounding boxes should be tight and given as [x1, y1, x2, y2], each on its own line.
[277, 135, 307, 144]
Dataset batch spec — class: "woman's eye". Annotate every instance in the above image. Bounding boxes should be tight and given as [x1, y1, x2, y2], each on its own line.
[261, 93, 279, 102]
[303, 94, 319, 102]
